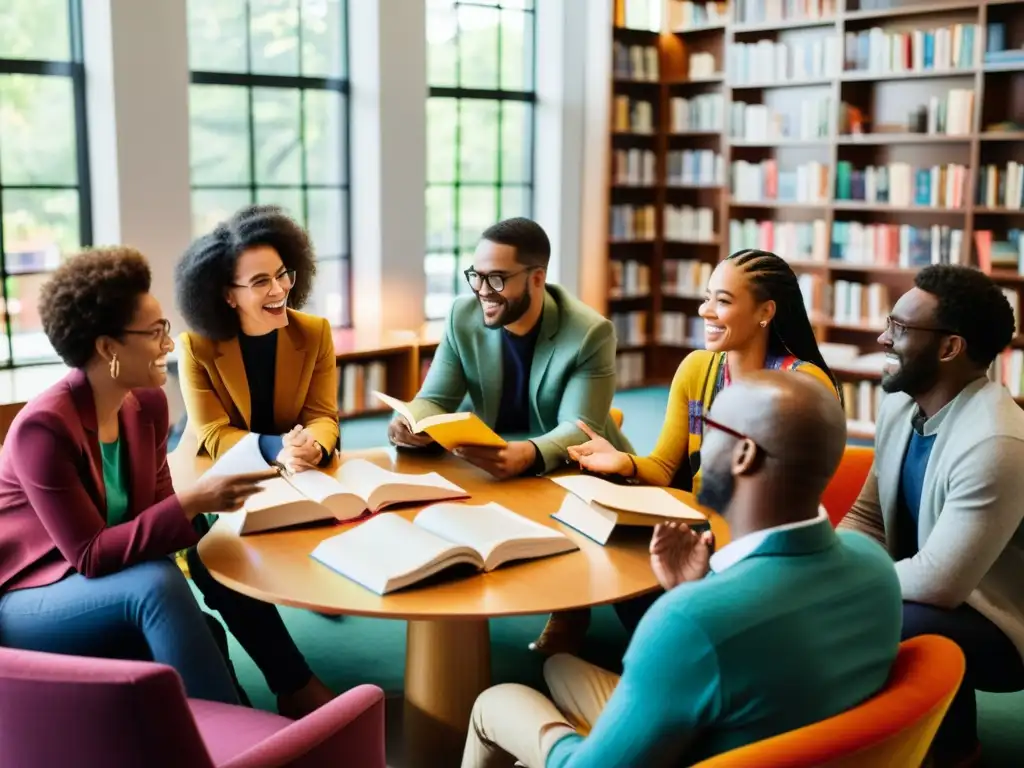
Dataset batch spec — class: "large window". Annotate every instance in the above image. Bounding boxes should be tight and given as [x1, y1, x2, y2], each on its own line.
[0, 0, 90, 367]
[425, 0, 536, 320]
[188, 0, 351, 326]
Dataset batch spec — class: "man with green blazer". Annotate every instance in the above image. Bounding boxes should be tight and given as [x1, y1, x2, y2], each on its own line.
[388, 217, 632, 479]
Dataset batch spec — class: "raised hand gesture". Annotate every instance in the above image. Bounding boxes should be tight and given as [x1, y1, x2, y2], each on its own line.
[566, 420, 633, 476]
[649, 521, 714, 590]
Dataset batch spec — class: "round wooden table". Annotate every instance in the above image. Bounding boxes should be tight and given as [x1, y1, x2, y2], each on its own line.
[171, 441, 728, 767]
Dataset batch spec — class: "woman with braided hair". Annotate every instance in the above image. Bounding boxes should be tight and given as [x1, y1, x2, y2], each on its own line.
[531, 249, 843, 655]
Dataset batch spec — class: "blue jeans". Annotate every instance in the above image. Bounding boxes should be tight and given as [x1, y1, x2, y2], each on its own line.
[902, 602, 1024, 756]
[0, 558, 239, 705]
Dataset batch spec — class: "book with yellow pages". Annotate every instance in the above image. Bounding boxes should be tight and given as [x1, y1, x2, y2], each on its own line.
[310, 502, 579, 595]
[372, 391, 506, 451]
[202, 434, 469, 535]
[551, 474, 707, 545]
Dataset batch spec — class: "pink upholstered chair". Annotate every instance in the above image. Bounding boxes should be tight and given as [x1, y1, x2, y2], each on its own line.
[0, 646, 386, 768]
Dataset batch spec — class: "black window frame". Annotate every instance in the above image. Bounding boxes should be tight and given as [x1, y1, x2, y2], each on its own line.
[0, 0, 92, 368]
[188, 0, 352, 327]
[426, 0, 538, 321]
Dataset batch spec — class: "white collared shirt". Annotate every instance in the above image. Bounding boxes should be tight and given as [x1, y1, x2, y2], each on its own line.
[709, 507, 829, 573]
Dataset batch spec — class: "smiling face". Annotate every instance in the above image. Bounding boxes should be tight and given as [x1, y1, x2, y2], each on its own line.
[104, 292, 175, 388]
[698, 260, 774, 352]
[879, 287, 947, 395]
[467, 239, 541, 328]
[226, 245, 294, 336]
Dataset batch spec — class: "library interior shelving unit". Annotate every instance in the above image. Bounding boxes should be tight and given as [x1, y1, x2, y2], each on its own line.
[606, 0, 1024, 436]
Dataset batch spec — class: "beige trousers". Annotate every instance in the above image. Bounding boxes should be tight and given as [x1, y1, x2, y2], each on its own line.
[460, 654, 621, 768]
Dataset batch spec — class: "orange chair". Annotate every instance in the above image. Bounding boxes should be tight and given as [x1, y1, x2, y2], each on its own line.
[821, 444, 874, 527]
[692, 635, 965, 768]
[610, 407, 624, 428]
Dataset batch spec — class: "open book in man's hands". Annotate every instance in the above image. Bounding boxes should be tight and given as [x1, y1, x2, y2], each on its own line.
[310, 502, 579, 595]
[551, 474, 707, 545]
[373, 391, 506, 451]
[202, 434, 469, 534]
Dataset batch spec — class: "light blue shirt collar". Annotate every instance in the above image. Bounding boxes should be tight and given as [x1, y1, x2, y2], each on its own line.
[710, 507, 829, 573]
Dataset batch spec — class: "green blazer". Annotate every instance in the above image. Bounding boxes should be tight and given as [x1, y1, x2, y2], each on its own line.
[408, 284, 633, 472]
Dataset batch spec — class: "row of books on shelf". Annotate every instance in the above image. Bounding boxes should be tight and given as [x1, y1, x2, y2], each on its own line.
[843, 24, 978, 75]
[339, 361, 387, 416]
[828, 279, 891, 327]
[621, 0, 662, 32]
[668, 150, 725, 187]
[613, 41, 659, 82]
[612, 148, 656, 187]
[610, 204, 718, 242]
[835, 162, 968, 209]
[986, 23, 1024, 67]
[689, 52, 719, 80]
[616, 351, 646, 389]
[669, 1, 729, 31]
[661, 312, 705, 347]
[830, 223, 965, 269]
[610, 204, 656, 241]
[732, 160, 830, 204]
[728, 37, 842, 85]
[672, 94, 724, 133]
[666, 205, 716, 242]
[978, 163, 1024, 210]
[612, 311, 648, 347]
[730, 98, 831, 142]
[609, 260, 651, 299]
[896, 89, 974, 137]
[975, 229, 1024, 274]
[664, 258, 713, 299]
[842, 380, 884, 434]
[730, 219, 828, 263]
[992, 349, 1024, 399]
[613, 97, 655, 134]
[734, 0, 832, 26]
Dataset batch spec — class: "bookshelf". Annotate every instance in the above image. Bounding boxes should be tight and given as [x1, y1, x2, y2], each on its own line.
[605, 0, 1024, 434]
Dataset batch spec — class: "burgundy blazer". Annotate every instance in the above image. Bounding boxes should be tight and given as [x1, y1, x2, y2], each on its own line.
[0, 369, 199, 594]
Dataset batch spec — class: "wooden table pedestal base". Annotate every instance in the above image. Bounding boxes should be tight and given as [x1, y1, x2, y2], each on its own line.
[403, 618, 492, 768]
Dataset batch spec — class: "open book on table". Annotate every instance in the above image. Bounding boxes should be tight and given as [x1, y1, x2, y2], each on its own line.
[201, 433, 469, 535]
[551, 474, 707, 545]
[310, 501, 579, 595]
[372, 391, 506, 451]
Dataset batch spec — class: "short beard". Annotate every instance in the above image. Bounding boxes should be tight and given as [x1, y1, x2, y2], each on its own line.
[484, 289, 532, 329]
[697, 464, 735, 516]
[880, 341, 942, 395]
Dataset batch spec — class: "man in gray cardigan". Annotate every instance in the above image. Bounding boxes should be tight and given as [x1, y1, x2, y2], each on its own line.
[840, 265, 1024, 768]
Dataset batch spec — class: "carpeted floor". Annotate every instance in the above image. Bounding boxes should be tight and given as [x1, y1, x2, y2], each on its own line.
[195, 386, 1023, 766]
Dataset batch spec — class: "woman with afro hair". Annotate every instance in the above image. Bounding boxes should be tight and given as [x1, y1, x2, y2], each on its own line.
[175, 204, 340, 718]
[0, 247, 279, 704]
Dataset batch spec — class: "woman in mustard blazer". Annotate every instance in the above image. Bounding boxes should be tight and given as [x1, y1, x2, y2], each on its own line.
[175, 203, 340, 717]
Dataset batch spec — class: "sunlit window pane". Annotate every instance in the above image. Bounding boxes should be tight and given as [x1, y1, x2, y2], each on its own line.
[188, 0, 350, 327]
[425, 1, 535, 320]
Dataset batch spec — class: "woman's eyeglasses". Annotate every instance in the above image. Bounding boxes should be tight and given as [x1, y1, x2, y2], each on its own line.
[122, 318, 171, 342]
[233, 269, 297, 294]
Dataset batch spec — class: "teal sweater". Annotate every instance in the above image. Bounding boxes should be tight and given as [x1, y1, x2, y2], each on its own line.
[547, 519, 902, 768]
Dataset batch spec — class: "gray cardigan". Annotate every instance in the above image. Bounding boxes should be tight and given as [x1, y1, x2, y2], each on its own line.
[840, 377, 1024, 662]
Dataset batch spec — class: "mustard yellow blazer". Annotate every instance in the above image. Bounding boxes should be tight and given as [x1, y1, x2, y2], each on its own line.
[178, 309, 339, 460]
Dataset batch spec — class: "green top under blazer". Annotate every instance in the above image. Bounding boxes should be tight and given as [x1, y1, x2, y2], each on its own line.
[407, 284, 633, 473]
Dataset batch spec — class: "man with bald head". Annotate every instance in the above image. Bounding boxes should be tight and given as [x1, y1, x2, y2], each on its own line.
[461, 371, 902, 768]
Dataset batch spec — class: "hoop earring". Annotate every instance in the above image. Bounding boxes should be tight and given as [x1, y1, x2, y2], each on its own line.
[109, 354, 120, 380]
[759, 320, 768, 328]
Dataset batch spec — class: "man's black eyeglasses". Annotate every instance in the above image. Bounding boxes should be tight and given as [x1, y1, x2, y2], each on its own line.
[464, 267, 535, 294]
[884, 315, 958, 340]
